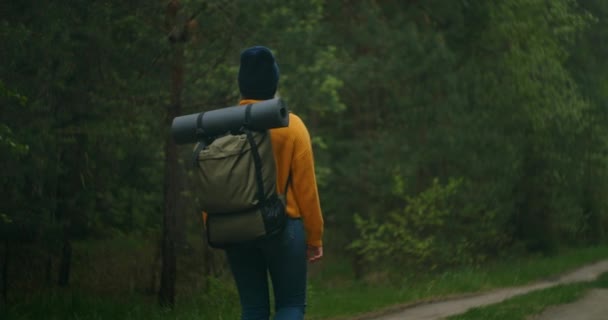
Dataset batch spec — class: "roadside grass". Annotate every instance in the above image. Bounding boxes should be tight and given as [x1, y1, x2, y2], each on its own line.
[446, 272, 608, 320]
[0, 294, 240, 320]
[0, 278, 241, 320]
[2, 246, 608, 320]
[446, 283, 590, 320]
[306, 245, 608, 319]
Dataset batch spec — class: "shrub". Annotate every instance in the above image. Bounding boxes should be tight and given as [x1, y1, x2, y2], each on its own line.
[349, 178, 506, 272]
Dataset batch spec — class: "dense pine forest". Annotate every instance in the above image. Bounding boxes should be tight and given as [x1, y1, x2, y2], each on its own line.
[2, 0, 608, 318]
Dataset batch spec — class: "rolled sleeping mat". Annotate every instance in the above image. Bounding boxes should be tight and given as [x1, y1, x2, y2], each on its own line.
[171, 98, 289, 145]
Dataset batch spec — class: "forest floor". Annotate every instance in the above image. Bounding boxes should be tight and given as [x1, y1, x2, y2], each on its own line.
[360, 259, 608, 320]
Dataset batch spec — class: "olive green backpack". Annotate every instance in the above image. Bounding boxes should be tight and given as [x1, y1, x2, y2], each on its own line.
[193, 106, 290, 248]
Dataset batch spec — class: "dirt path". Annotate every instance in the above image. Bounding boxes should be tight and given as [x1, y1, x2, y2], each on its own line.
[360, 259, 608, 320]
[532, 289, 608, 320]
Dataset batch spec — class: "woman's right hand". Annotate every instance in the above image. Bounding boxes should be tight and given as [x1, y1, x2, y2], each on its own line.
[307, 246, 323, 263]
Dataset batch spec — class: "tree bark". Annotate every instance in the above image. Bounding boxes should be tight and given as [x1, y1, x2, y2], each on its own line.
[45, 255, 53, 285]
[159, 0, 184, 308]
[1, 240, 8, 305]
[147, 239, 162, 295]
[57, 237, 72, 287]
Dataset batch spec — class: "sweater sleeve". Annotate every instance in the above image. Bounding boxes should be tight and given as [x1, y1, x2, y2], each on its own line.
[291, 122, 324, 247]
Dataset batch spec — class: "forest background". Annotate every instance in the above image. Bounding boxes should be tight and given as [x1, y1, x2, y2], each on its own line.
[2, 0, 608, 318]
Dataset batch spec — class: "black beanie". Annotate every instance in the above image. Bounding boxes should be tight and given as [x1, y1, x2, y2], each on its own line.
[238, 46, 279, 100]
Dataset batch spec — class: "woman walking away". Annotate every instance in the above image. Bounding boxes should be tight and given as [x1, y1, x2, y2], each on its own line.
[226, 45, 324, 320]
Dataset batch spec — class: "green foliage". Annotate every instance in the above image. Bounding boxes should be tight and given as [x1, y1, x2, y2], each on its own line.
[0, 0, 166, 245]
[350, 178, 494, 271]
[0, 212, 12, 224]
[0, 124, 29, 158]
[0, 80, 27, 106]
[2, 0, 608, 315]
[0, 82, 29, 160]
[321, 0, 608, 261]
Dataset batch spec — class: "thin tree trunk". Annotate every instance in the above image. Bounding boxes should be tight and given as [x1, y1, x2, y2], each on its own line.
[352, 253, 365, 280]
[159, 0, 184, 308]
[1, 240, 8, 305]
[584, 122, 602, 243]
[45, 255, 53, 285]
[57, 237, 72, 287]
[55, 132, 84, 289]
[147, 239, 162, 295]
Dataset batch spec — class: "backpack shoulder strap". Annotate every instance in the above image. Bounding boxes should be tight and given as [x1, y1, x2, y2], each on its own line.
[244, 103, 292, 205]
[244, 128, 266, 205]
[243, 104, 268, 205]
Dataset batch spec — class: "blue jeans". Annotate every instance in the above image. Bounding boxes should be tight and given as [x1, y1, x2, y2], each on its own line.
[225, 218, 307, 320]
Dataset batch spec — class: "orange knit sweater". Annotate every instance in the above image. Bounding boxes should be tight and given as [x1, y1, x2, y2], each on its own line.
[202, 100, 324, 247]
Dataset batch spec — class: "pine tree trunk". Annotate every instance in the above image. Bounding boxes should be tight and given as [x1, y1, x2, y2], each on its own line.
[159, 0, 184, 308]
[57, 237, 72, 287]
[45, 255, 53, 285]
[1, 240, 8, 305]
[147, 239, 162, 295]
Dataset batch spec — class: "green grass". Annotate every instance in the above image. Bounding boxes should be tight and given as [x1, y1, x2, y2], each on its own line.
[306, 245, 608, 319]
[446, 272, 608, 320]
[1, 295, 240, 320]
[446, 283, 590, 320]
[2, 246, 608, 320]
[0, 278, 241, 320]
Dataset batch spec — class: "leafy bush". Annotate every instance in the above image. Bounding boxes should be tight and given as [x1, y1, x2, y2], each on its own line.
[350, 178, 506, 272]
